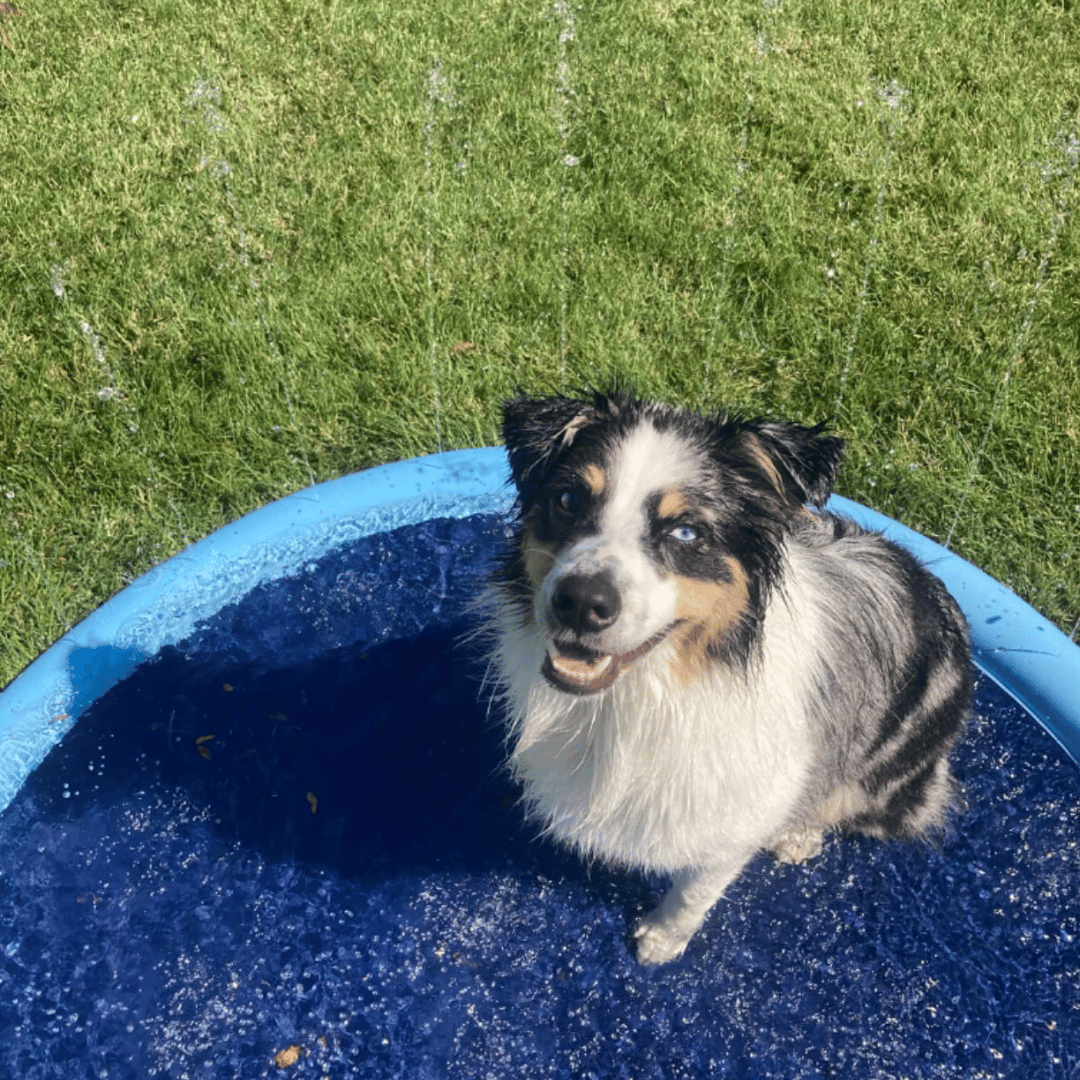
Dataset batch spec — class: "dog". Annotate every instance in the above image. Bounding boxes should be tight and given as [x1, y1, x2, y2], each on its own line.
[488, 391, 972, 965]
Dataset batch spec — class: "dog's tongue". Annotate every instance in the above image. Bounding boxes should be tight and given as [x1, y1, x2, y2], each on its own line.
[542, 643, 618, 695]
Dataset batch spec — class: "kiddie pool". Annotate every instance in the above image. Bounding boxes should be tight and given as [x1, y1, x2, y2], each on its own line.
[1, 447, 1078, 1079]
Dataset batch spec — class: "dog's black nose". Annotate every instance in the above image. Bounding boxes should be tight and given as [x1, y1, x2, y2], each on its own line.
[551, 572, 622, 634]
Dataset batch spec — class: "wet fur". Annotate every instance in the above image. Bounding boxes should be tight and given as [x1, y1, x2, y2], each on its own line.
[489, 392, 973, 964]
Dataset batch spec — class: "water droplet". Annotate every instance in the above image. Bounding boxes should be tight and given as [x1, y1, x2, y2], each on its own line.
[48, 262, 67, 297]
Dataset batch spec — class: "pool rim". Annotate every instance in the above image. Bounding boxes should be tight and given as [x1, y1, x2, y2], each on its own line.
[1, 446, 1077, 815]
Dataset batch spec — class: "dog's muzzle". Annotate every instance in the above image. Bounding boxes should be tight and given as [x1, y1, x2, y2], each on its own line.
[542, 570, 674, 694]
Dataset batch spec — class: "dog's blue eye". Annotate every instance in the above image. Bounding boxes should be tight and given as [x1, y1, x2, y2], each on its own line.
[669, 524, 700, 543]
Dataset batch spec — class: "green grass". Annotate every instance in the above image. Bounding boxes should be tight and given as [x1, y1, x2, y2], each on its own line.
[1, 0, 1078, 688]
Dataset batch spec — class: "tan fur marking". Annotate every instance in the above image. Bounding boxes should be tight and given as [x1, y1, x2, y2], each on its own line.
[521, 526, 557, 590]
[656, 487, 690, 521]
[742, 433, 785, 496]
[668, 559, 750, 684]
[580, 463, 606, 497]
[557, 411, 591, 448]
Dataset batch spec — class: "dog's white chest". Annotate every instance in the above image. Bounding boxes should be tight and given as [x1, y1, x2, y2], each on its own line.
[510, 666, 810, 873]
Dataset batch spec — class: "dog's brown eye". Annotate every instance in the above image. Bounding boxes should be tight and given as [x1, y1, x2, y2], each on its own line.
[556, 488, 584, 514]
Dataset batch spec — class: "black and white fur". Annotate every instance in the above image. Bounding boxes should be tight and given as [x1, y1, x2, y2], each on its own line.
[490, 391, 972, 965]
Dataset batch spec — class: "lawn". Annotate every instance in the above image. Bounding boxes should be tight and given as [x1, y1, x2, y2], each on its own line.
[1, 0, 1078, 688]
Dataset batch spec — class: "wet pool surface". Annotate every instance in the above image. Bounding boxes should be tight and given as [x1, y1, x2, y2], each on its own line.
[1, 515, 1077, 1079]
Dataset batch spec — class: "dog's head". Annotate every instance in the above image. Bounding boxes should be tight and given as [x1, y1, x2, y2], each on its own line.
[501, 391, 844, 694]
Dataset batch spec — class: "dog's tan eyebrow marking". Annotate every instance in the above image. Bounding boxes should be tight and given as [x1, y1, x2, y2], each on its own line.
[656, 487, 691, 520]
[580, 464, 606, 496]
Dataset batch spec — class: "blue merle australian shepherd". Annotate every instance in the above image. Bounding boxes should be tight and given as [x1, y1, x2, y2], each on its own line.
[489, 391, 972, 965]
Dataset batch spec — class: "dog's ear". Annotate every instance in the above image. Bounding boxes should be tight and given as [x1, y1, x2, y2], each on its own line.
[740, 419, 845, 509]
[502, 395, 606, 497]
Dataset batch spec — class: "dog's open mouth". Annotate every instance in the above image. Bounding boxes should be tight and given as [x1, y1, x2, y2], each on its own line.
[542, 625, 675, 695]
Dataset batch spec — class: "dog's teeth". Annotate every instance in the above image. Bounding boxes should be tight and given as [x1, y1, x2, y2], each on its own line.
[542, 640, 632, 694]
[549, 650, 613, 683]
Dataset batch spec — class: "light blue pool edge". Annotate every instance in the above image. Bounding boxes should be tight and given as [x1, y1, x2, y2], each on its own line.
[1, 446, 1077, 816]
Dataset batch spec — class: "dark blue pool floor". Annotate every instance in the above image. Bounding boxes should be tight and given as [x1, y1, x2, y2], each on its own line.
[0, 515, 1077, 1079]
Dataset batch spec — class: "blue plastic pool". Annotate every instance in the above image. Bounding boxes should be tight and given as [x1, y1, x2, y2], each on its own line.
[0, 449, 1077, 1079]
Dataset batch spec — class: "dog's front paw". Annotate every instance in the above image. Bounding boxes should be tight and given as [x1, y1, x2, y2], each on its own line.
[771, 825, 824, 865]
[633, 914, 691, 966]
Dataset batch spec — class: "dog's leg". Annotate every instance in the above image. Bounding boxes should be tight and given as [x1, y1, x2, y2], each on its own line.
[770, 783, 868, 864]
[633, 858, 750, 965]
